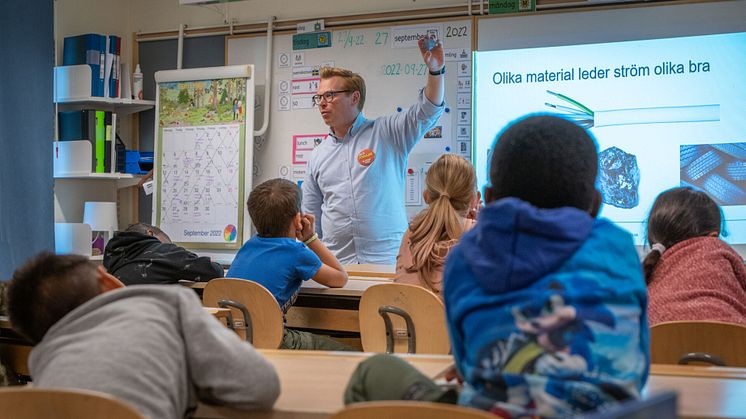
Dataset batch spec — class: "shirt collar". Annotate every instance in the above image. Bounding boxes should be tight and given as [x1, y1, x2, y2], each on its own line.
[329, 112, 365, 142]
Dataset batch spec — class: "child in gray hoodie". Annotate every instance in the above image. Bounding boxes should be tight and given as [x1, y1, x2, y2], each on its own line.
[7, 252, 279, 419]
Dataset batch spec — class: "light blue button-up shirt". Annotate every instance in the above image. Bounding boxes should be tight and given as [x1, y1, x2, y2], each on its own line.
[302, 89, 444, 264]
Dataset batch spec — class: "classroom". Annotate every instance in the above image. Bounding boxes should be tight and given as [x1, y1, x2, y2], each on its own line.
[1, 0, 746, 417]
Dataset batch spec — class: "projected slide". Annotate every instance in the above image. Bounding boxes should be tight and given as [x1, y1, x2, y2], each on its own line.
[473, 32, 746, 244]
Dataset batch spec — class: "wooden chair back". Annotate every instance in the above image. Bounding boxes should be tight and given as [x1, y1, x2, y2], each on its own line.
[0, 387, 145, 419]
[650, 320, 746, 366]
[359, 283, 449, 354]
[202, 278, 283, 349]
[0, 343, 32, 377]
[330, 401, 495, 419]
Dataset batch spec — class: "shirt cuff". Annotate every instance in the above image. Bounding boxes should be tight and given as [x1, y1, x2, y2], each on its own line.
[419, 87, 445, 114]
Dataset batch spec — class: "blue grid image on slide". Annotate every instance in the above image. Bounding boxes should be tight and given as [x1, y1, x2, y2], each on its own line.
[680, 142, 746, 206]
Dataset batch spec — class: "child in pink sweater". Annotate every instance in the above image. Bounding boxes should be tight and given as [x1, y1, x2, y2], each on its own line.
[643, 186, 746, 326]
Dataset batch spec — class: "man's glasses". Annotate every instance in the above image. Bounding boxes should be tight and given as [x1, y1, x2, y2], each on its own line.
[312, 90, 351, 106]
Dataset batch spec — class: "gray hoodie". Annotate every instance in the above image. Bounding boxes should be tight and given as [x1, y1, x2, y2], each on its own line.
[29, 285, 280, 418]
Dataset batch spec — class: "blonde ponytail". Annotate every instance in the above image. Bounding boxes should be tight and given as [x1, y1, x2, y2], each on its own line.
[407, 154, 476, 292]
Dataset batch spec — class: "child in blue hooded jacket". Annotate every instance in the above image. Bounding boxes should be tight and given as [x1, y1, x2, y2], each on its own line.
[344, 115, 649, 418]
[445, 114, 648, 417]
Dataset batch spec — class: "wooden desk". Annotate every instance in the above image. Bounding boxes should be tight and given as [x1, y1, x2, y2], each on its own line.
[343, 264, 396, 279]
[195, 350, 453, 419]
[647, 373, 746, 419]
[289, 278, 393, 337]
[204, 307, 233, 324]
[650, 364, 746, 380]
[184, 277, 392, 297]
[185, 279, 394, 335]
[0, 316, 11, 331]
[195, 354, 746, 419]
[0, 315, 32, 377]
[299, 278, 391, 298]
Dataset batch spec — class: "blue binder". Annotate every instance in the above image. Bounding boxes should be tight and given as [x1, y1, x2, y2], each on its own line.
[63, 33, 105, 97]
[108, 35, 121, 98]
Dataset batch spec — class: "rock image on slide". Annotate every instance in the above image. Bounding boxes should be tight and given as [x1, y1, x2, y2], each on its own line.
[599, 146, 640, 209]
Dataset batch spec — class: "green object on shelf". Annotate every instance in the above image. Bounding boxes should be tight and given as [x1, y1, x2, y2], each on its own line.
[489, 0, 535, 14]
[95, 110, 105, 173]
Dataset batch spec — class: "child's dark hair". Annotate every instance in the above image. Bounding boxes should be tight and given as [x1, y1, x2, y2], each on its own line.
[247, 178, 302, 238]
[7, 253, 102, 344]
[489, 115, 598, 211]
[642, 187, 722, 283]
[126, 222, 165, 236]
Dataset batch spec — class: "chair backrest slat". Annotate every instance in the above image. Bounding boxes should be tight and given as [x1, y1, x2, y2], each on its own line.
[359, 283, 449, 354]
[650, 320, 746, 366]
[0, 387, 145, 419]
[330, 401, 495, 419]
[203, 278, 284, 349]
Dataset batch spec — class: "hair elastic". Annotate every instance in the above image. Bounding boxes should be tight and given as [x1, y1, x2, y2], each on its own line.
[651, 243, 666, 254]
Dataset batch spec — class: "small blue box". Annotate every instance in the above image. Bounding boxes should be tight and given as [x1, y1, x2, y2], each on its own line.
[124, 150, 141, 174]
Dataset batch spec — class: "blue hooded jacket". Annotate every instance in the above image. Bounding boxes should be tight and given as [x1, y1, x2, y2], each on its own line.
[444, 198, 649, 418]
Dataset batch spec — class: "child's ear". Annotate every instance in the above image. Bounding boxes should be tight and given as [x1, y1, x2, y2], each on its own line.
[422, 190, 431, 205]
[293, 213, 303, 229]
[483, 186, 495, 204]
[97, 266, 125, 293]
[470, 190, 481, 208]
[589, 189, 602, 218]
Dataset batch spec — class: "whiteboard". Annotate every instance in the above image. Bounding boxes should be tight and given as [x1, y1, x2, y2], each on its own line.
[227, 18, 473, 219]
[153, 65, 255, 251]
[473, 0, 746, 257]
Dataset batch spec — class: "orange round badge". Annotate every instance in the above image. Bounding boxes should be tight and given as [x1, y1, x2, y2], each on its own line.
[357, 148, 376, 167]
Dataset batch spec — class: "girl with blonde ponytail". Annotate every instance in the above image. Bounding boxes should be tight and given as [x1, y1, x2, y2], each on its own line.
[394, 154, 479, 298]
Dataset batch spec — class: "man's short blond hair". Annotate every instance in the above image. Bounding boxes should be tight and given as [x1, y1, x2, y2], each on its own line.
[320, 67, 366, 111]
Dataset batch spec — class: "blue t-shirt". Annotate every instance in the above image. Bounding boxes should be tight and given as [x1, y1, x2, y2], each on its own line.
[227, 235, 322, 312]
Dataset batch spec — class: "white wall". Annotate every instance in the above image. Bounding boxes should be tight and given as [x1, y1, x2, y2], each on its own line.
[56, 0, 132, 67]
[128, 0, 462, 33]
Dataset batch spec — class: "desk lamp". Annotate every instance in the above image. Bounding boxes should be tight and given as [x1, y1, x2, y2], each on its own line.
[83, 201, 118, 256]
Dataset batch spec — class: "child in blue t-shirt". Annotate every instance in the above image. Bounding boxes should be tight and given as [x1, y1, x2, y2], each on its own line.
[227, 178, 349, 350]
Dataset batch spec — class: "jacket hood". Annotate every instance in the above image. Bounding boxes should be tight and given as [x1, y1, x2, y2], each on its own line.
[457, 197, 595, 294]
[104, 232, 161, 270]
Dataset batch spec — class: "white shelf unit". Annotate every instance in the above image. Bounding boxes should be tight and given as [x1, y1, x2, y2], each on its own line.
[53, 64, 153, 255]
[55, 65, 155, 115]
[54, 173, 141, 188]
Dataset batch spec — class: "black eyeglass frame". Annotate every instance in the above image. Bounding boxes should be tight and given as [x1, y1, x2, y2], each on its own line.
[312, 90, 352, 106]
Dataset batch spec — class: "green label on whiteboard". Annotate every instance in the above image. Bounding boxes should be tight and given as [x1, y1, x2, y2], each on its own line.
[293, 31, 332, 50]
[489, 0, 535, 14]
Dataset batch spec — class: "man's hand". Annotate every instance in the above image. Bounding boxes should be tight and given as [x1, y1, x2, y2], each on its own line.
[296, 213, 316, 242]
[419, 35, 445, 105]
[418, 36, 445, 72]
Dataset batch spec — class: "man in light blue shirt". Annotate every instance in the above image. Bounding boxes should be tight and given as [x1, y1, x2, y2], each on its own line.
[302, 37, 446, 264]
